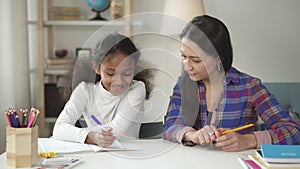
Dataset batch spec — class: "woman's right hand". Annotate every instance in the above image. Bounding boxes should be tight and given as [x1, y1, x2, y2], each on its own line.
[86, 127, 116, 147]
[184, 125, 220, 145]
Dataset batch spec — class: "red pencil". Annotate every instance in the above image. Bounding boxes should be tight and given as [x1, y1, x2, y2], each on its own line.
[5, 110, 13, 127]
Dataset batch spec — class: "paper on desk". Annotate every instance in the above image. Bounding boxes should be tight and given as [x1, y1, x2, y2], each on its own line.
[89, 142, 140, 152]
[39, 138, 92, 153]
[39, 138, 140, 153]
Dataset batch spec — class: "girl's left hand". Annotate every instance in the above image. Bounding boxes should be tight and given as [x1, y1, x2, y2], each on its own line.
[213, 130, 257, 152]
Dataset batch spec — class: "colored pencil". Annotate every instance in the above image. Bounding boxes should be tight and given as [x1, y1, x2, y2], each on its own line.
[90, 114, 124, 149]
[5, 110, 13, 127]
[222, 124, 254, 135]
[32, 110, 40, 127]
[27, 114, 35, 128]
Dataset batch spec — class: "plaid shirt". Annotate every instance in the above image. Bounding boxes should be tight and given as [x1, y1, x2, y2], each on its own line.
[163, 67, 300, 145]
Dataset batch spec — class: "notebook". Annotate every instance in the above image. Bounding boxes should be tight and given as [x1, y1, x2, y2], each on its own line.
[38, 138, 140, 154]
[261, 144, 300, 163]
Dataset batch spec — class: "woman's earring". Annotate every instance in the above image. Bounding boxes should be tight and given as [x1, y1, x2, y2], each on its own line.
[216, 63, 223, 72]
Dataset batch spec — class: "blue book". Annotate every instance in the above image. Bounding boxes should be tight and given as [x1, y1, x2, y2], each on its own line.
[261, 144, 300, 163]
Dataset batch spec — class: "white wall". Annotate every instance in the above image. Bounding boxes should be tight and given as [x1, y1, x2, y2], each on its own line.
[203, 0, 300, 82]
[133, 0, 300, 83]
[129, 0, 300, 122]
[133, 0, 300, 84]
[130, 0, 179, 122]
[0, 0, 30, 153]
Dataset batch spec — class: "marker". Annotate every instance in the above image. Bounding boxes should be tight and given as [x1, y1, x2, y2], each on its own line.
[221, 123, 254, 135]
[90, 114, 124, 149]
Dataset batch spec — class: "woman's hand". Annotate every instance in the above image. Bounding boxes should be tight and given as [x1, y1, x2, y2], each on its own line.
[86, 127, 116, 147]
[184, 125, 221, 145]
[214, 130, 257, 152]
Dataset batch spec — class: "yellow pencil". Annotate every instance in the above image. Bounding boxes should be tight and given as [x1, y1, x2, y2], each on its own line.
[221, 123, 254, 135]
[32, 109, 40, 127]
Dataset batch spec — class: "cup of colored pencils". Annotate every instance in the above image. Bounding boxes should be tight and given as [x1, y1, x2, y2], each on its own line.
[5, 107, 39, 168]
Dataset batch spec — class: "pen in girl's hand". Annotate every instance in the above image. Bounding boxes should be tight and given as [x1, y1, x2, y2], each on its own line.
[90, 114, 124, 149]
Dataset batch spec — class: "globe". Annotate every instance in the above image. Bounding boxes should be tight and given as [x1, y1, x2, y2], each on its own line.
[86, 0, 110, 20]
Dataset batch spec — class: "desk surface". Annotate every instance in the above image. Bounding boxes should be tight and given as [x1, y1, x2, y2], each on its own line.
[0, 139, 254, 169]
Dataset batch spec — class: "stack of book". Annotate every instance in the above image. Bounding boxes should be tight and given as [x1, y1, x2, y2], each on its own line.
[46, 58, 74, 70]
[50, 6, 81, 20]
[239, 144, 300, 169]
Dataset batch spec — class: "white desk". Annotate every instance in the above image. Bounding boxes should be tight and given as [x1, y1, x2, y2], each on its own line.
[0, 139, 254, 169]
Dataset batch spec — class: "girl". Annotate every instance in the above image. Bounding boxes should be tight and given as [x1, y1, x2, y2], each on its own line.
[53, 33, 154, 147]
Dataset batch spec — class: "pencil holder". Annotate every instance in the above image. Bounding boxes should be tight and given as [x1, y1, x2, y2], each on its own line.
[6, 126, 38, 168]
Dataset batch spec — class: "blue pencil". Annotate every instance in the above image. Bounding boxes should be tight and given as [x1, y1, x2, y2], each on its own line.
[91, 114, 102, 125]
[10, 111, 16, 127]
[90, 115, 124, 149]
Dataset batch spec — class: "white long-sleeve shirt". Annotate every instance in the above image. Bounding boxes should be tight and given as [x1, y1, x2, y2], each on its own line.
[53, 80, 146, 143]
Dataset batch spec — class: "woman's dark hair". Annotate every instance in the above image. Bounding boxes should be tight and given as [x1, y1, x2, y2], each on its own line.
[180, 15, 233, 71]
[60, 33, 155, 101]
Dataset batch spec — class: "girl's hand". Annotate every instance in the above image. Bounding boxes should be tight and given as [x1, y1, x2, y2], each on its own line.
[213, 130, 257, 152]
[86, 127, 116, 147]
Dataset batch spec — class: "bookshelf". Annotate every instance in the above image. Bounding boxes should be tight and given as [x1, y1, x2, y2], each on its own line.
[28, 20, 142, 27]
[31, 0, 135, 137]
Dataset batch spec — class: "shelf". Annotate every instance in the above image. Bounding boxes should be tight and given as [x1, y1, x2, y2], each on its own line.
[29, 0, 134, 137]
[31, 68, 68, 76]
[27, 20, 142, 27]
[45, 117, 57, 123]
[44, 69, 69, 76]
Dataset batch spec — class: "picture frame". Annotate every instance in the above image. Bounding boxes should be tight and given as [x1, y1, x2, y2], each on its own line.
[76, 48, 91, 60]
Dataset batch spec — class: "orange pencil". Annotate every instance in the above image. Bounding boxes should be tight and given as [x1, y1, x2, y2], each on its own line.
[221, 123, 254, 135]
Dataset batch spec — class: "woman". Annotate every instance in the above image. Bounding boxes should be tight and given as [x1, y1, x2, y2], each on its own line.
[163, 15, 300, 152]
[53, 33, 154, 147]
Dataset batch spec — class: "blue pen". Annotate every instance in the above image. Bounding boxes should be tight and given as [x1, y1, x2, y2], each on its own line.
[90, 114, 124, 149]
